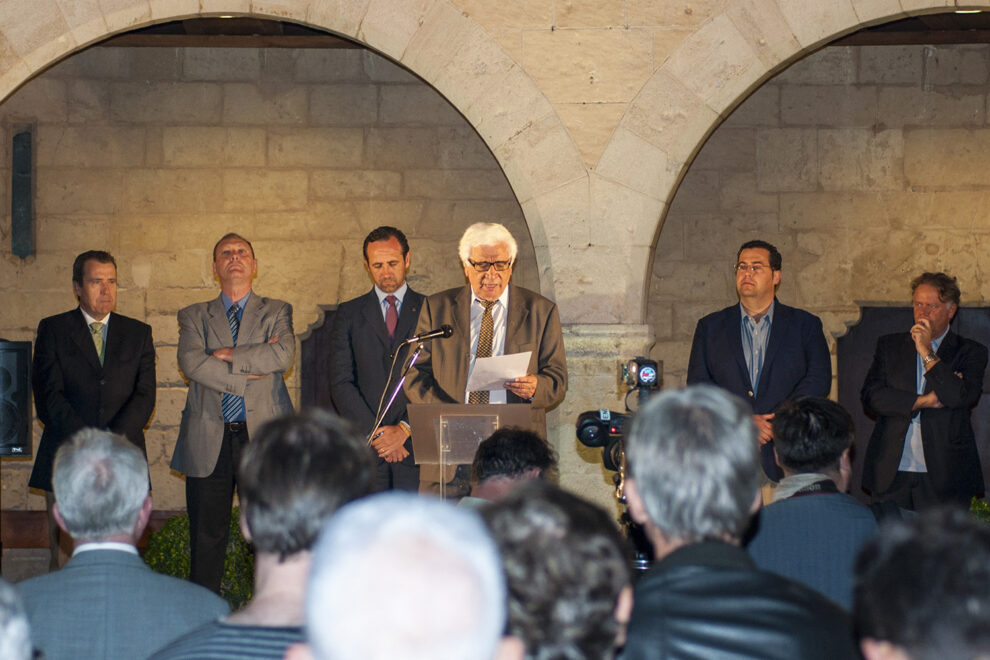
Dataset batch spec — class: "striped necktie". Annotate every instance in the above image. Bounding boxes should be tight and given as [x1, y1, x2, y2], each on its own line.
[221, 304, 245, 421]
[469, 300, 497, 404]
[90, 322, 105, 366]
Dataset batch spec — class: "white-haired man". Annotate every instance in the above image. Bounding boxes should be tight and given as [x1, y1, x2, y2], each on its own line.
[621, 385, 857, 659]
[17, 429, 228, 660]
[404, 222, 567, 491]
[285, 492, 522, 660]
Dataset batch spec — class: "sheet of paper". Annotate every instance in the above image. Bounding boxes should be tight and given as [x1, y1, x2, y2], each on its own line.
[466, 351, 532, 391]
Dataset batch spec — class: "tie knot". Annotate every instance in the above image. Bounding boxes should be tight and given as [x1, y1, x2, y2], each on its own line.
[479, 299, 496, 311]
[90, 322, 104, 334]
[227, 303, 240, 319]
[385, 295, 398, 307]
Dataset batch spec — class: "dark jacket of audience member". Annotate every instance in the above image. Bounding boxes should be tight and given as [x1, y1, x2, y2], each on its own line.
[17, 429, 228, 660]
[746, 397, 878, 608]
[622, 386, 858, 660]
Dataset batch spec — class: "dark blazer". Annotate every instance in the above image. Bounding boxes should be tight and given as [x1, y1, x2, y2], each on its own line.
[686, 300, 832, 413]
[29, 309, 156, 491]
[861, 330, 987, 500]
[329, 286, 425, 437]
[17, 549, 228, 660]
[746, 491, 878, 609]
[404, 284, 567, 410]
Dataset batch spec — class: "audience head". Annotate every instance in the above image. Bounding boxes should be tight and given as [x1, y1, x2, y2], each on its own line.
[238, 409, 375, 558]
[302, 493, 507, 660]
[625, 385, 760, 551]
[854, 508, 990, 660]
[482, 481, 633, 659]
[0, 577, 31, 660]
[772, 397, 853, 480]
[52, 428, 149, 542]
[471, 427, 557, 500]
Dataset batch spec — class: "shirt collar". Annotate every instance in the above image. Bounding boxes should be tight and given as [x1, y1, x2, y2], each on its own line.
[474, 285, 510, 309]
[79, 308, 110, 326]
[375, 282, 408, 305]
[221, 290, 251, 313]
[740, 299, 775, 326]
[73, 541, 139, 556]
[932, 324, 949, 351]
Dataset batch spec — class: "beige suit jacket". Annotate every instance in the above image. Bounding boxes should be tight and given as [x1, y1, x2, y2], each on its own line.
[171, 293, 294, 477]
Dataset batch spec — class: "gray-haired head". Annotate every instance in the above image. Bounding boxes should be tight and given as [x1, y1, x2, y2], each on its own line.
[0, 577, 31, 660]
[304, 492, 506, 660]
[457, 222, 518, 266]
[53, 428, 148, 541]
[626, 385, 760, 543]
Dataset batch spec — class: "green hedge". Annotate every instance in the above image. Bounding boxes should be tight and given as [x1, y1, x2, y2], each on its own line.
[143, 507, 254, 610]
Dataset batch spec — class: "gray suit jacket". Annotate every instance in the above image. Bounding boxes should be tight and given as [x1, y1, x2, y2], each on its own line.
[17, 549, 228, 660]
[172, 293, 294, 477]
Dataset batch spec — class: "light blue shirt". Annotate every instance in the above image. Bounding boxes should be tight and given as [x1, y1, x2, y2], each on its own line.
[899, 326, 949, 472]
[740, 300, 775, 395]
[375, 282, 408, 322]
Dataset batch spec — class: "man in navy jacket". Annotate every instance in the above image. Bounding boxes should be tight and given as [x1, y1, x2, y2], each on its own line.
[687, 239, 831, 479]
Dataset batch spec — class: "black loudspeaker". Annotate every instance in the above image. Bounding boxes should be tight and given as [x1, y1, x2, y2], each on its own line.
[11, 127, 34, 258]
[0, 340, 32, 456]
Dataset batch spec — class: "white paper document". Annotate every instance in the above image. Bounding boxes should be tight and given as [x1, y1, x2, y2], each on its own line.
[466, 351, 532, 392]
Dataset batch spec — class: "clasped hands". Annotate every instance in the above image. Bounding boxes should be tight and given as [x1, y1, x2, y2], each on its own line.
[211, 335, 279, 380]
[371, 425, 409, 463]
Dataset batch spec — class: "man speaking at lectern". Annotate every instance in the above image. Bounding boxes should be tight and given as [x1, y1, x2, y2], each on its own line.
[405, 223, 567, 489]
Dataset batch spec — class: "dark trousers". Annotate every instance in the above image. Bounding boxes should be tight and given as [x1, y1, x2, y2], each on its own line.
[375, 454, 420, 492]
[874, 470, 971, 511]
[186, 425, 249, 593]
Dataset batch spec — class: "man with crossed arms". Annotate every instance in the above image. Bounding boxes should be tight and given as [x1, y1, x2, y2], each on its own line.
[172, 233, 294, 592]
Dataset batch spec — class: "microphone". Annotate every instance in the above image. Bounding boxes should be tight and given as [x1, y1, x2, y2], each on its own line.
[402, 324, 454, 345]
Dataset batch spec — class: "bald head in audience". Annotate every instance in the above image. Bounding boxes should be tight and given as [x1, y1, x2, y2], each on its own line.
[287, 493, 522, 660]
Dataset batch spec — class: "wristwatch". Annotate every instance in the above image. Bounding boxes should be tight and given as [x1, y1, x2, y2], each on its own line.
[922, 351, 937, 366]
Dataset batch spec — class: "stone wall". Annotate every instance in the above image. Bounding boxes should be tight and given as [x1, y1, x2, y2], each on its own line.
[0, 45, 538, 511]
[651, 44, 990, 388]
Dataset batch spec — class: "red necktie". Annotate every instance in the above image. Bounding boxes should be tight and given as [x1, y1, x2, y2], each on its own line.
[385, 295, 398, 340]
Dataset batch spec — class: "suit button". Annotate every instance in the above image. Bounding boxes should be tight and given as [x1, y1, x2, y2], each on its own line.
[100, 379, 106, 385]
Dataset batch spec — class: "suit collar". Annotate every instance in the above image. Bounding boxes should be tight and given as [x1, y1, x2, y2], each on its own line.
[505, 285, 529, 353]
[361, 288, 393, 348]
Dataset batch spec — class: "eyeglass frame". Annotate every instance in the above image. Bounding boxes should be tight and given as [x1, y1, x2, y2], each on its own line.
[467, 258, 513, 272]
[733, 262, 776, 274]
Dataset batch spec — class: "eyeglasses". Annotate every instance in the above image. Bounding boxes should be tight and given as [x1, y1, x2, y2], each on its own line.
[468, 259, 512, 272]
[735, 263, 769, 274]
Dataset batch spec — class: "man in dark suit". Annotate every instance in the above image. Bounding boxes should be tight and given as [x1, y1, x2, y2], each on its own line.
[30, 249, 156, 570]
[173, 233, 295, 592]
[18, 429, 228, 660]
[861, 272, 987, 510]
[329, 226, 424, 491]
[687, 239, 831, 479]
[405, 222, 567, 492]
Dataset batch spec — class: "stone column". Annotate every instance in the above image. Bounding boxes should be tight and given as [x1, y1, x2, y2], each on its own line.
[549, 322, 654, 515]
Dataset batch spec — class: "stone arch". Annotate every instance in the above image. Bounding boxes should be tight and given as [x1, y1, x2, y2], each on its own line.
[0, 0, 588, 301]
[598, 0, 990, 324]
